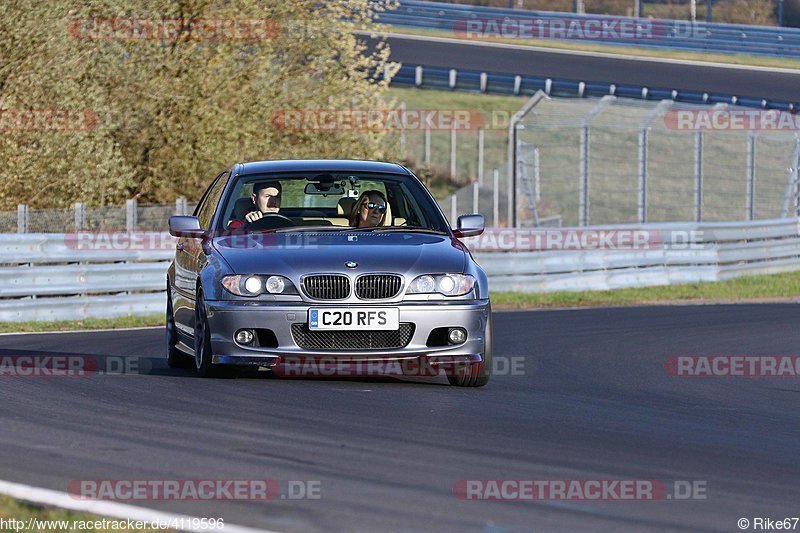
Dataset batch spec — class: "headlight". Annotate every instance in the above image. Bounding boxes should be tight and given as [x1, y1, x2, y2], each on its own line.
[221, 275, 297, 297]
[407, 274, 475, 296]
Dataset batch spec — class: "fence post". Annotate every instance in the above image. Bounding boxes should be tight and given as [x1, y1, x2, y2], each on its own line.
[399, 101, 407, 155]
[424, 125, 431, 165]
[473, 181, 479, 214]
[577, 95, 616, 227]
[579, 125, 590, 226]
[636, 100, 672, 224]
[533, 147, 541, 203]
[450, 194, 457, 224]
[746, 132, 757, 220]
[126, 199, 138, 231]
[17, 204, 28, 234]
[492, 168, 500, 227]
[74, 202, 85, 231]
[477, 127, 484, 185]
[450, 122, 457, 180]
[175, 196, 187, 215]
[694, 131, 704, 222]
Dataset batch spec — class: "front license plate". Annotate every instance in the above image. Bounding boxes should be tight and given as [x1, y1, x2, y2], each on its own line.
[308, 308, 399, 330]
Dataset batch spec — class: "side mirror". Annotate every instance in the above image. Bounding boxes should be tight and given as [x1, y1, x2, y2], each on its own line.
[453, 214, 485, 238]
[169, 216, 205, 238]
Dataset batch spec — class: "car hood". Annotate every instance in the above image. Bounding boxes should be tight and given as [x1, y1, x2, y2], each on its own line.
[213, 231, 467, 277]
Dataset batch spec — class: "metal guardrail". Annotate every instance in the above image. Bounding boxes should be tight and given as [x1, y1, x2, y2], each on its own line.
[470, 217, 800, 291]
[390, 64, 798, 111]
[0, 218, 798, 320]
[383, 0, 800, 58]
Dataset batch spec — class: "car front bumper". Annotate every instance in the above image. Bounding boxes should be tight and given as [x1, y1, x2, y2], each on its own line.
[203, 299, 490, 368]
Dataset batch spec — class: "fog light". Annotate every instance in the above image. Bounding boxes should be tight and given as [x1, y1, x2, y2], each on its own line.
[235, 329, 255, 345]
[447, 328, 467, 344]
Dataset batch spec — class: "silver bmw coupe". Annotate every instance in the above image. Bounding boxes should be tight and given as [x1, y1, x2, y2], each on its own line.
[166, 160, 492, 386]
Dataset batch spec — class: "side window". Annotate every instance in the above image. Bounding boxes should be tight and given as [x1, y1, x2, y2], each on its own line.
[195, 172, 229, 229]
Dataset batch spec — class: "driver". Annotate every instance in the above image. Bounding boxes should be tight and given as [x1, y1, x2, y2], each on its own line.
[228, 181, 282, 229]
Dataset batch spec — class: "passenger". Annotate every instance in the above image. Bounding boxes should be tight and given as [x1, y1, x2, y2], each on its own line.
[350, 190, 388, 228]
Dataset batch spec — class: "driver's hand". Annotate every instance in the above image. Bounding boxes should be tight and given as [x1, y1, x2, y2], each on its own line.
[244, 211, 264, 223]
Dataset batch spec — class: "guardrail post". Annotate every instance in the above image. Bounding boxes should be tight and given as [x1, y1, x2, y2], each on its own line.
[175, 196, 187, 215]
[74, 202, 85, 231]
[513, 76, 521, 96]
[746, 133, 757, 220]
[450, 122, 457, 180]
[17, 204, 28, 234]
[478, 127, 485, 185]
[694, 131, 704, 222]
[479, 72, 488, 93]
[473, 181, 480, 214]
[126, 199, 138, 231]
[449, 68, 457, 89]
[415, 66, 423, 87]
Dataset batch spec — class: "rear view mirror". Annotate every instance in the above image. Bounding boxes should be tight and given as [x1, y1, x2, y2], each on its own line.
[305, 182, 345, 195]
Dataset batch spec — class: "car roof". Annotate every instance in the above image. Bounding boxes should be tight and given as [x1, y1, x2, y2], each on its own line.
[236, 160, 412, 176]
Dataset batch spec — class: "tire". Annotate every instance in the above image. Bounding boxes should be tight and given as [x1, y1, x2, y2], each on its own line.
[166, 284, 192, 368]
[447, 304, 492, 387]
[193, 287, 220, 378]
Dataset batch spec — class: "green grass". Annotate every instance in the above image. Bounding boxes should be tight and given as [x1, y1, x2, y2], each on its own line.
[492, 269, 800, 309]
[0, 495, 163, 532]
[381, 26, 800, 70]
[0, 314, 163, 334]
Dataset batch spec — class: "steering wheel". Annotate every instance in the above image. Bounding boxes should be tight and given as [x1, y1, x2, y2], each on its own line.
[244, 213, 295, 231]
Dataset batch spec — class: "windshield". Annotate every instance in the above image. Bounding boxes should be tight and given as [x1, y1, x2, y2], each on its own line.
[216, 171, 450, 234]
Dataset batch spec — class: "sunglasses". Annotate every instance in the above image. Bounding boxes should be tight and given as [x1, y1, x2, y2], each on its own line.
[363, 202, 386, 213]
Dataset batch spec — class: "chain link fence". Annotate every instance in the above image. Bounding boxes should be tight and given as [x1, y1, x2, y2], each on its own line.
[444, 94, 800, 227]
[4, 198, 198, 233]
[520, 96, 799, 226]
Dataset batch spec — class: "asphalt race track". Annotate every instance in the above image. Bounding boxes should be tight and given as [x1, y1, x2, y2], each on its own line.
[1, 304, 799, 532]
[379, 34, 800, 102]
